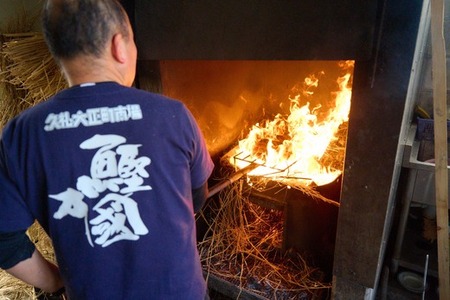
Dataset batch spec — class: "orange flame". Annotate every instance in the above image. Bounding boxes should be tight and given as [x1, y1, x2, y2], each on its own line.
[229, 61, 354, 187]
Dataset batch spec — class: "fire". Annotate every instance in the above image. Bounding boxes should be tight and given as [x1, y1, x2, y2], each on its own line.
[229, 61, 354, 187]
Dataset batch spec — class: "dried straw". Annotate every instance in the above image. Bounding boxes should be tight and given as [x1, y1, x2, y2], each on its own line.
[198, 175, 331, 299]
[0, 271, 35, 300]
[0, 33, 67, 128]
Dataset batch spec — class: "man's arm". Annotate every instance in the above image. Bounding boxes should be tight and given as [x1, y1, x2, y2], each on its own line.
[6, 248, 64, 293]
[0, 230, 64, 293]
[192, 182, 209, 213]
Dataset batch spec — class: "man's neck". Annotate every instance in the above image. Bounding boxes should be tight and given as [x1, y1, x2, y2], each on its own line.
[60, 56, 125, 87]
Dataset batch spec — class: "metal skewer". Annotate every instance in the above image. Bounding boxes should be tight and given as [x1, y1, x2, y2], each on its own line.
[207, 162, 259, 198]
[422, 254, 429, 300]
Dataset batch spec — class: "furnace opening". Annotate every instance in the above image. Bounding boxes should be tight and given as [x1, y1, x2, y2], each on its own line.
[158, 61, 353, 160]
[152, 60, 355, 299]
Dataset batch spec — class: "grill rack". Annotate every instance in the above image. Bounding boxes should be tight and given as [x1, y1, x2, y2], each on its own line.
[230, 150, 312, 180]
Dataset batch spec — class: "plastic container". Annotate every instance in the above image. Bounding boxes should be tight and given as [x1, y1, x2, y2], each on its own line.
[416, 117, 450, 141]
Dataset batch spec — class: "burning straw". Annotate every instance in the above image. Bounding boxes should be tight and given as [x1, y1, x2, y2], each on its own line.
[198, 175, 331, 299]
[228, 61, 353, 196]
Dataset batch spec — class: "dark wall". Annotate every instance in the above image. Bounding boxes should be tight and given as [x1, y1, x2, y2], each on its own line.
[134, 0, 378, 60]
[332, 0, 423, 297]
[120, 0, 134, 26]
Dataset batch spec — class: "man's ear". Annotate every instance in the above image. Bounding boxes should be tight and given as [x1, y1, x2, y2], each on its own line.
[111, 33, 126, 63]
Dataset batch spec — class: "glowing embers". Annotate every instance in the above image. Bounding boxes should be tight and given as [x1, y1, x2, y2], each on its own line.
[229, 61, 354, 187]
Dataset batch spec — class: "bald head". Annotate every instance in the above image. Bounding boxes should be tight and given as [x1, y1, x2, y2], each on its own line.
[41, 0, 137, 87]
[42, 0, 130, 61]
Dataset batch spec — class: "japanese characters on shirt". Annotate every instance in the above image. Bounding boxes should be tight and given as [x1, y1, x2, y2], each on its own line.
[46, 104, 151, 248]
[44, 104, 143, 131]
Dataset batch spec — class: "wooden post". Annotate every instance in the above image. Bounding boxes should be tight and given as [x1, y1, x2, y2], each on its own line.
[430, 0, 450, 298]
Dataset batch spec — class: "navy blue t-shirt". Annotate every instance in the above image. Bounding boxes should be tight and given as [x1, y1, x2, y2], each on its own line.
[0, 82, 214, 299]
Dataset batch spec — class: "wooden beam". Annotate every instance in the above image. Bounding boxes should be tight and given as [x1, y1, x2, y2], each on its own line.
[430, 0, 450, 298]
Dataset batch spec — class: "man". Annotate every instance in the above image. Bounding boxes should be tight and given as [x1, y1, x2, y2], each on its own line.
[0, 0, 214, 299]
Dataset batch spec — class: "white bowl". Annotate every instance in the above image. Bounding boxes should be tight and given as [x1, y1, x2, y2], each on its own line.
[397, 271, 427, 294]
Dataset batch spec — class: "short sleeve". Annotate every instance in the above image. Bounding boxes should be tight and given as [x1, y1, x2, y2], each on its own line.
[0, 142, 34, 233]
[183, 106, 214, 189]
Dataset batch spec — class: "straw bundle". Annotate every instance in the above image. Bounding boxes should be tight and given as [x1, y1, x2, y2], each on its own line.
[198, 176, 331, 299]
[0, 271, 34, 300]
[0, 33, 67, 128]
